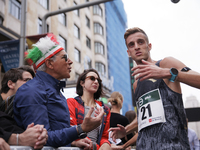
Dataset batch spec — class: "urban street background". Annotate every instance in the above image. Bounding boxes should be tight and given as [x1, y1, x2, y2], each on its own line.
[122, 0, 200, 104]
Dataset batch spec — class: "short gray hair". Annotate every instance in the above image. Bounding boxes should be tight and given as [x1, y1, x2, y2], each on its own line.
[37, 54, 57, 72]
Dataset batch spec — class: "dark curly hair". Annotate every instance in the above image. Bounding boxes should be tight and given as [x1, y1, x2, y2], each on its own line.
[76, 68, 104, 99]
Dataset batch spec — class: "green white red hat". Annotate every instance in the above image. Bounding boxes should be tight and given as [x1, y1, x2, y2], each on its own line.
[25, 33, 64, 69]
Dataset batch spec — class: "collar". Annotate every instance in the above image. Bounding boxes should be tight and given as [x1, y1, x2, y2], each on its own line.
[36, 71, 66, 91]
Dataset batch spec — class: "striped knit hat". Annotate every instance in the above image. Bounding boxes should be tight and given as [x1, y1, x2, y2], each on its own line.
[25, 33, 64, 69]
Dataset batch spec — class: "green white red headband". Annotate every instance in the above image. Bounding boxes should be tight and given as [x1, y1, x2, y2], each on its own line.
[26, 34, 64, 69]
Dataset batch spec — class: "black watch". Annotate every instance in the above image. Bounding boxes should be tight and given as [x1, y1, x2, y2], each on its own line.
[77, 124, 87, 139]
[169, 68, 178, 82]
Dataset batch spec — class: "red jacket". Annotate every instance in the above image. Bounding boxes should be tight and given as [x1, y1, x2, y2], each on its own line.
[67, 96, 111, 149]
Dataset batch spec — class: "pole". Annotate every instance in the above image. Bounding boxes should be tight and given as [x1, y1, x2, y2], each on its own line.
[42, 0, 113, 33]
[19, 0, 27, 66]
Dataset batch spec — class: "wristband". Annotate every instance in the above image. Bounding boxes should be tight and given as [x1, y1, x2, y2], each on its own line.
[16, 134, 19, 145]
[181, 67, 191, 72]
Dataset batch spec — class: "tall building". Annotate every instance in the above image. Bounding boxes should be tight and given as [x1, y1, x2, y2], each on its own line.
[0, 0, 133, 113]
[105, 0, 133, 114]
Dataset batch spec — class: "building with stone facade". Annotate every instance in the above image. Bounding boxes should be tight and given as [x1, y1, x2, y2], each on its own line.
[0, 0, 133, 111]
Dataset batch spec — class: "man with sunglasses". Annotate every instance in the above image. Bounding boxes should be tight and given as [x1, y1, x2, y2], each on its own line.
[14, 34, 105, 149]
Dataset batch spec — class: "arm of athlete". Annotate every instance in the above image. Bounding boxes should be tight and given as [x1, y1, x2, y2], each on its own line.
[132, 57, 200, 89]
[108, 117, 138, 143]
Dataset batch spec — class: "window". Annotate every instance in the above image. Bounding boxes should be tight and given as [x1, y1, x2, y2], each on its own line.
[84, 56, 92, 69]
[74, 24, 80, 39]
[9, 0, 21, 20]
[95, 42, 104, 55]
[38, 0, 49, 10]
[74, 48, 81, 63]
[95, 62, 105, 76]
[59, 35, 67, 51]
[38, 18, 49, 34]
[86, 37, 91, 49]
[38, 18, 42, 34]
[93, 5, 102, 17]
[0, 16, 3, 25]
[73, 1, 79, 16]
[86, 16, 90, 28]
[58, 8, 67, 26]
[94, 23, 103, 35]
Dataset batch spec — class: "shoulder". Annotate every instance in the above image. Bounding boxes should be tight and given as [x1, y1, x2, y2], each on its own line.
[159, 57, 186, 69]
[14, 79, 46, 104]
[67, 98, 77, 105]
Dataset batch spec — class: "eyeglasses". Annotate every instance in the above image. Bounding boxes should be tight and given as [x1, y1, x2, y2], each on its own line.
[22, 78, 32, 82]
[61, 54, 68, 62]
[85, 76, 102, 83]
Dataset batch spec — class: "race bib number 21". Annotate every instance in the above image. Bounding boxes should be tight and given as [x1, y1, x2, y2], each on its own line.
[136, 89, 166, 132]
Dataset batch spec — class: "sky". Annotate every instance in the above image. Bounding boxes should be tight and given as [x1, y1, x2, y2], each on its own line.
[122, 0, 200, 105]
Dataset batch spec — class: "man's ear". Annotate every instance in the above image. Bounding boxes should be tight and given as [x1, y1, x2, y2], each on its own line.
[7, 80, 15, 90]
[127, 49, 131, 57]
[148, 43, 152, 51]
[45, 58, 54, 69]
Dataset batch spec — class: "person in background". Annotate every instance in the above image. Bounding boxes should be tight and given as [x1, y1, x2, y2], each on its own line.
[107, 91, 133, 150]
[125, 110, 137, 137]
[125, 110, 136, 126]
[0, 66, 35, 117]
[0, 67, 47, 150]
[14, 34, 104, 148]
[109, 27, 200, 149]
[67, 68, 111, 150]
[187, 118, 200, 150]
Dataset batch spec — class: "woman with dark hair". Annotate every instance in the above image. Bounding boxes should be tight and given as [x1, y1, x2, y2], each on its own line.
[67, 68, 111, 150]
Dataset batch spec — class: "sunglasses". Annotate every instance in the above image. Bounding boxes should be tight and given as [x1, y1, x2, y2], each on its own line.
[85, 76, 102, 83]
[61, 54, 68, 62]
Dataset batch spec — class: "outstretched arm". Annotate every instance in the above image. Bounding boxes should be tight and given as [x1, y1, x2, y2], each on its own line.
[108, 117, 138, 143]
[111, 133, 138, 150]
[132, 57, 200, 89]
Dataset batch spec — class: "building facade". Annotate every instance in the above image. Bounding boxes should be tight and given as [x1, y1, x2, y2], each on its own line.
[0, 0, 133, 113]
[105, 0, 133, 114]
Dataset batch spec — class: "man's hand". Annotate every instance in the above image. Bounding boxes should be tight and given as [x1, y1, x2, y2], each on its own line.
[108, 124, 126, 143]
[0, 138, 10, 150]
[131, 59, 170, 81]
[81, 106, 104, 133]
[71, 138, 92, 150]
[33, 124, 48, 149]
[19, 123, 48, 149]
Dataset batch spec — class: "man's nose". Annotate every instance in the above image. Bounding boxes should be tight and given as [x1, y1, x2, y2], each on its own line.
[67, 58, 73, 64]
[135, 43, 140, 49]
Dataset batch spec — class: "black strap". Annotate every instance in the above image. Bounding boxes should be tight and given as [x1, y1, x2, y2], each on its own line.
[181, 67, 191, 72]
[155, 59, 162, 67]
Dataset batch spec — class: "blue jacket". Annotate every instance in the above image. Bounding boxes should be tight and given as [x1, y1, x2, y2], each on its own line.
[13, 71, 78, 147]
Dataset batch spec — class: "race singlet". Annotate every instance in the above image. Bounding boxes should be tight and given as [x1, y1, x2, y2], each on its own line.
[136, 89, 166, 132]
